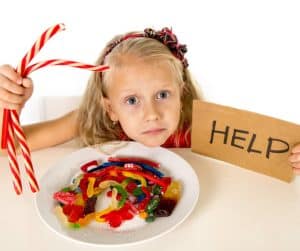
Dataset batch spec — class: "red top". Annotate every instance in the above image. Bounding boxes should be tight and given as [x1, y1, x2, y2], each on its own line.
[120, 127, 191, 148]
[161, 130, 191, 148]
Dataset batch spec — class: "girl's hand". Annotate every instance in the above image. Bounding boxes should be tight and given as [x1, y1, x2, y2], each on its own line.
[289, 144, 300, 175]
[0, 64, 33, 113]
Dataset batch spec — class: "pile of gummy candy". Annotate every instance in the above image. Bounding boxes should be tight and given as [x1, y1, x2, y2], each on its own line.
[53, 156, 181, 228]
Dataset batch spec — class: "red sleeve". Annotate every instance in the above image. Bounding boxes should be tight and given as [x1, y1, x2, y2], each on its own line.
[161, 129, 191, 148]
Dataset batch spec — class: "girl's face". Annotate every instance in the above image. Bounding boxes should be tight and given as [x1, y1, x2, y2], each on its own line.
[104, 56, 182, 147]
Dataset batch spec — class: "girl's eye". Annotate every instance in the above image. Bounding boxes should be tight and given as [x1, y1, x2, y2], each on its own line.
[126, 96, 139, 105]
[156, 90, 170, 100]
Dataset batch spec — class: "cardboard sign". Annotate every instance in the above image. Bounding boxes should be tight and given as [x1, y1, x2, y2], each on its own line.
[191, 101, 300, 182]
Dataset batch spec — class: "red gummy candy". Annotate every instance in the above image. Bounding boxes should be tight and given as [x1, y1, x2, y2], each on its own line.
[68, 205, 84, 223]
[106, 213, 122, 228]
[62, 204, 73, 215]
[53, 191, 76, 205]
[126, 182, 137, 193]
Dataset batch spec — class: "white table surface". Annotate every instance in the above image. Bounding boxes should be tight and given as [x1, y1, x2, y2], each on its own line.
[0, 141, 299, 251]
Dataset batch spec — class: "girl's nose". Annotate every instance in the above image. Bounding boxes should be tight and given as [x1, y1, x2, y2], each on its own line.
[143, 101, 160, 121]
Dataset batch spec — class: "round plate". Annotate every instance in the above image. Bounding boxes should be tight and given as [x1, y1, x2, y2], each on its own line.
[35, 141, 199, 246]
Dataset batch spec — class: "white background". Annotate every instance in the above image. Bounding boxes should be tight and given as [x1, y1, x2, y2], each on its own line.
[0, 0, 299, 124]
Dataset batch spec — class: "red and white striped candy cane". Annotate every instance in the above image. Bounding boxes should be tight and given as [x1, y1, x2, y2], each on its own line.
[7, 115, 22, 194]
[1, 23, 109, 195]
[17, 23, 66, 76]
[24, 59, 109, 76]
[2, 23, 66, 194]
[2, 23, 65, 150]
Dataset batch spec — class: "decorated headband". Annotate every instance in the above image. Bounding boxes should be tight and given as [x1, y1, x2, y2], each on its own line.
[103, 27, 189, 68]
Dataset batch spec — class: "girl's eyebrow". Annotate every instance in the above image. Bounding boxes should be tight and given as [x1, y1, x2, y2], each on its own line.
[119, 83, 176, 94]
[119, 89, 138, 95]
[118, 89, 139, 99]
[158, 83, 177, 88]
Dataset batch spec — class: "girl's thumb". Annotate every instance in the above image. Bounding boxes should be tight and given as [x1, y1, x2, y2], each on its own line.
[22, 78, 33, 88]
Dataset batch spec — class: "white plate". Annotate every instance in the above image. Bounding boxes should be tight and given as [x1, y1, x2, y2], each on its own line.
[35, 141, 199, 247]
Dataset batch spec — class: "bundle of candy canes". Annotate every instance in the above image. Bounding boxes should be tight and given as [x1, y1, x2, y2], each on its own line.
[53, 156, 181, 228]
[1, 24, 109, 195]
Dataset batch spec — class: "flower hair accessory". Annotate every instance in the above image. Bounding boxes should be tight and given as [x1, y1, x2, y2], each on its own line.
[144, 28, 188, 68]
[103, 27, 188, 68]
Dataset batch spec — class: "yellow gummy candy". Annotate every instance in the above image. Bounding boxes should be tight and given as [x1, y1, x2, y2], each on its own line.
[163, 180, 181, 200]
[74, 193, 84, 206]
[139, 211, 148, 219]
[77, 213, 95, 226]
[95, 207, 113, 222]
[87, 177, 96, 198]
[122, 171, 146, 187]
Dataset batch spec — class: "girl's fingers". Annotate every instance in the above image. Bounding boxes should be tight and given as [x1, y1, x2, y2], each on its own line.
[22, 78, 33, 88]
[23, 79, 33, 100]
[288, 152, 300, 163]
[291, 144, 300, 153]
[0, 64, 22, 85]
[289, 154, 300, 175]
[292, 161, 300, 175]
[293, 167, 300, 175]
[0, 99, 23, 111]
[0, 66, 33, 112]
[0, 87, 25, 104]
[292, 163, 300, 169]
[0, 74, 25, 95]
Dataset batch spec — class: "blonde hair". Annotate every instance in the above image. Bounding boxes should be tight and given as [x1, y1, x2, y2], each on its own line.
[77, 31, 202, 146]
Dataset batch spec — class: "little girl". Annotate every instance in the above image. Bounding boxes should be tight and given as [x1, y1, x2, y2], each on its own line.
[0, 27, 299, 174]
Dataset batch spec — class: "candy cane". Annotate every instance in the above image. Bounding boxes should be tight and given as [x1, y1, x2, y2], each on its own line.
[1, 24, 109, 194]
[24, 60, 108, 76]
[2, 23, 65, 150]
[17, 23, 66, 75]
[7, 115, 22, 194]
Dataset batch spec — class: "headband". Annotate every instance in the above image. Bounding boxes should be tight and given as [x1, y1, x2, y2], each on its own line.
[103, 27, 188, 68]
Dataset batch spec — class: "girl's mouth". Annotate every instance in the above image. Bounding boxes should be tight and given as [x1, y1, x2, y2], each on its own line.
[142, 128, 166, 135]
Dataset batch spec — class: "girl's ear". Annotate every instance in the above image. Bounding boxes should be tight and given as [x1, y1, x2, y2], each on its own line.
[103, 98, 118, 122]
